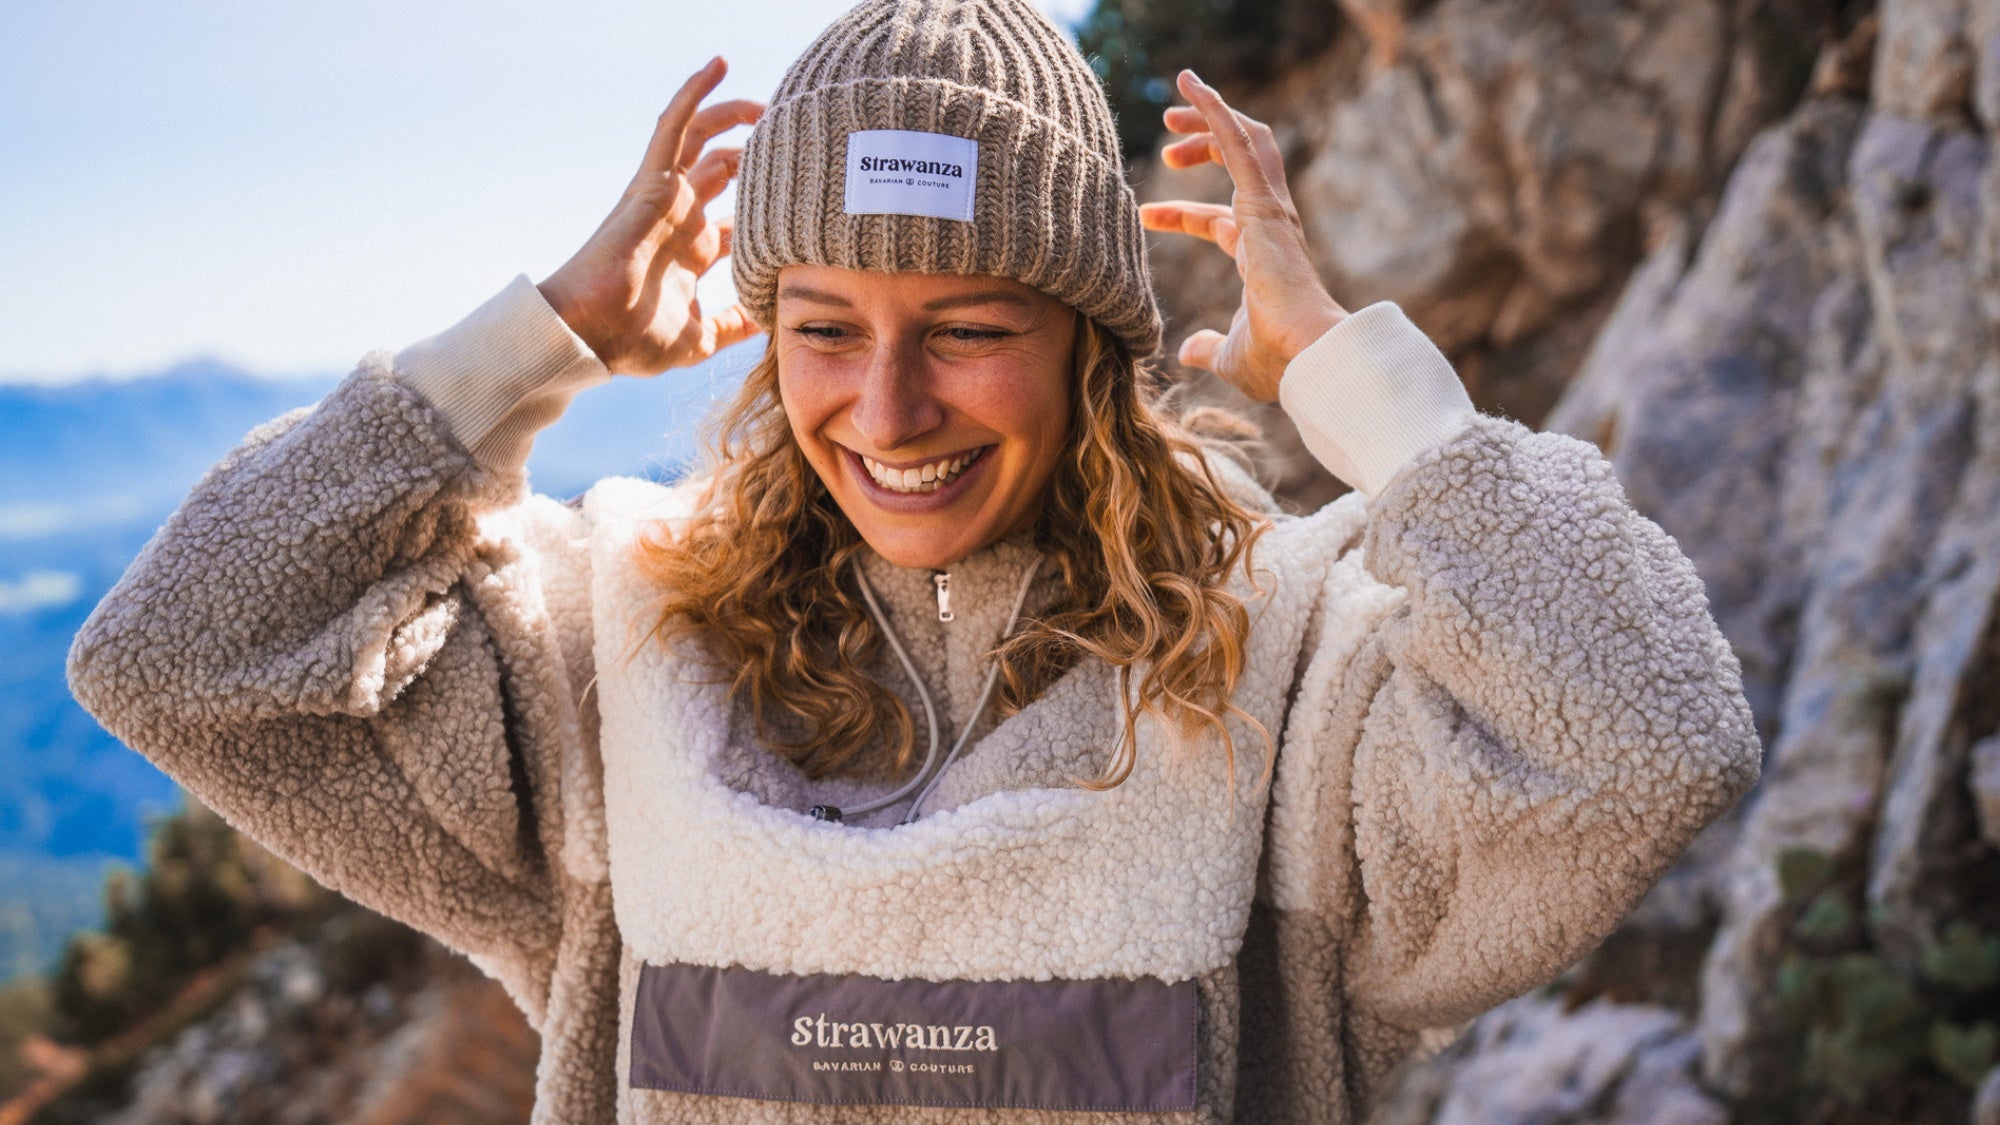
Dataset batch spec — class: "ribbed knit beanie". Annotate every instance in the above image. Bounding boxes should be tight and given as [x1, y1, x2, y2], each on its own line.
[732, 0, 1162, 357]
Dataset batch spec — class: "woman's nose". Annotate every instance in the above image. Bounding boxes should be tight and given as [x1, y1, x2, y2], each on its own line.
[850, 341, 945, 452]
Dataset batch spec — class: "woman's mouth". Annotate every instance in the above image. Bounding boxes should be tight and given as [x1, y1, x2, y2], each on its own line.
[858, 447, 989, 494]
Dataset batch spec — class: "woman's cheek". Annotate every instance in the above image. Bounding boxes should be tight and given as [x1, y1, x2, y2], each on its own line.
[776, 353, 838, 437]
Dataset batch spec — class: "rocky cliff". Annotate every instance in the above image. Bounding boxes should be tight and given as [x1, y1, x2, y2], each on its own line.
[1138, 0, 2000, 1119]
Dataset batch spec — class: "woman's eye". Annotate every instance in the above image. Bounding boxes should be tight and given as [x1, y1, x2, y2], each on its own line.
[787, 324, 1009, 347]
[938, 326, 1008, 344]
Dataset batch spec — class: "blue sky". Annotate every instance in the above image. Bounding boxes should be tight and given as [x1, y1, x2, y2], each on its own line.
[0, 0, 1093, 384]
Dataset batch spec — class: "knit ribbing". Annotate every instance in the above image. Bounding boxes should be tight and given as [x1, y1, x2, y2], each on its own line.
[394, 275, 610, 472]
[733, 0, 1161, 357]
[1278, 301, 1478, 498]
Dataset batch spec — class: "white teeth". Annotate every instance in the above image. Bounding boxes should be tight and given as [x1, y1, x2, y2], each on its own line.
[860, 451, 980, 494]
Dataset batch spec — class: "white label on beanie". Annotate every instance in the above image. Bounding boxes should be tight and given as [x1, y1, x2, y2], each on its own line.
[844, 130, 978, 223]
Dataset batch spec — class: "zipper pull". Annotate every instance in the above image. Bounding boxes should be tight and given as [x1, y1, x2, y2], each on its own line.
[934, 572, 954, 622]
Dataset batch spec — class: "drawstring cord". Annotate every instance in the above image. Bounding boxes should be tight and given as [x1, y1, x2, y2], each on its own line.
[813, 556, 1041, 824]
[902, 558, 1040, 823]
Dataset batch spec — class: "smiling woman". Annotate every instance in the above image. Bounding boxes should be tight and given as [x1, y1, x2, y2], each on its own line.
[67, 0, 1762, 1121]
[775, 268, 1077, 568]
[640, 260, 1262, 788]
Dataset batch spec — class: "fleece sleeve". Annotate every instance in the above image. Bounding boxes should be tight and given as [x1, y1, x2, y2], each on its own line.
[65, 304, 603, 1029]
[1321, 416, 1761, 1028]
[1273, 306, 1762, 1031]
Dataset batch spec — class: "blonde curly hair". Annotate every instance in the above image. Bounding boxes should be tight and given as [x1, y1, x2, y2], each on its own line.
[634, 314, 1270, 788]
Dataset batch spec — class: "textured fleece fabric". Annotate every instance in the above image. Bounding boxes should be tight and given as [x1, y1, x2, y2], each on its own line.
[68, 278, 1761, 1124]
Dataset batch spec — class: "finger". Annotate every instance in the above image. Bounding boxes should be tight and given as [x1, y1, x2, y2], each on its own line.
[707, 304, 764, 353]
[1139, 200, 1237, 249]
[1175, 70, 1288, 211]
[1177, 329, 1227, 373]
[1144, 200, 1232, 233]
[685, 218, 726, 270]
[1161, 104, 1208, 135]
[688, 146, 744, 203]
[683, 213, 738, 269]
[1214, 216, 1242, 258]
[1160, 133, 1221, 171]
[678, 99, 764, 167]
[636, 57, 728, 181]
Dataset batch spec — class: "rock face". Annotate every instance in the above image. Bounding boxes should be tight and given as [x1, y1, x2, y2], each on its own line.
[1547, 0, 2000, 1114]
[1147, 0, 2000, 1119]
[1144, 0, 1834, 504]
[37, 912, 536, 1125]
[1370, 998, 1728, 1125]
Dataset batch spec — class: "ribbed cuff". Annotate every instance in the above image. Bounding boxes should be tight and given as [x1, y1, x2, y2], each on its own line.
[1277, 301, 1478, 499]
[394, 275, 611, 473]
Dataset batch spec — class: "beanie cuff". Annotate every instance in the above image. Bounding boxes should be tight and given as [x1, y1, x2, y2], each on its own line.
[733, 76, 1162, 357]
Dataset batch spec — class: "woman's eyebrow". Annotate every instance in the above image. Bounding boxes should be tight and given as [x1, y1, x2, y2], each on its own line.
[776, 284, 853, 306]
[776, 284, 1035, 312]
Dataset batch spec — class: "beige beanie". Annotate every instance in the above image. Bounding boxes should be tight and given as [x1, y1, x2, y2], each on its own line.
[732, 0, 1162, 357]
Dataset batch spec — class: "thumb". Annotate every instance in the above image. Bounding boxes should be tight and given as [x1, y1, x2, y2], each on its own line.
[1177, 329, 1227, 374]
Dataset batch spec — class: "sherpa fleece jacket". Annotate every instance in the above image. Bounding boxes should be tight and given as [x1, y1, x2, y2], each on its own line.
[68, 276, 1761, 1124]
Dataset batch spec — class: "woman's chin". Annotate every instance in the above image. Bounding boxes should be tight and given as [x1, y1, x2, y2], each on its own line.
[868, 544, 961, 571]
[847, 519, 981, 571]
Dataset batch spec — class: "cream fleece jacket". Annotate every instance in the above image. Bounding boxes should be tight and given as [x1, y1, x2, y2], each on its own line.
[67, 277, 1761, 1124]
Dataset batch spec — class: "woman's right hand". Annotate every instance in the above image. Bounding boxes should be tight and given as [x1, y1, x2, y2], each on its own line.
[538, 58, 765, 376]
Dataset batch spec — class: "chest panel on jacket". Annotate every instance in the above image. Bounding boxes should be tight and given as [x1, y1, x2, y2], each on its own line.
[627, 960, 1199, 1112]
[578, 479, 1373, 1119]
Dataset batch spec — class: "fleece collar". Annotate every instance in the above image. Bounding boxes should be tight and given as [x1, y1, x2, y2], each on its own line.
[577, 477, 1372, 986]
[848, 530, 1068, 739]
[582, 479, 1259, 984]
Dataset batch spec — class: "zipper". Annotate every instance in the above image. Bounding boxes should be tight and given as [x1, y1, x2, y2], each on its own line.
[934, 572, 954, 622]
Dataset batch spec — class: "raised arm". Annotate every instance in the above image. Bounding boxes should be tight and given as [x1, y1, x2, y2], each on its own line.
[68, 60, 766, 1022]
[1144, 70, 1759, 1032]
[1330, 409, 1758, 1027]
[65, 280, 609, 1023]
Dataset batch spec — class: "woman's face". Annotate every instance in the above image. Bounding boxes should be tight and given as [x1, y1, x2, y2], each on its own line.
[776, 265, 1076, 570]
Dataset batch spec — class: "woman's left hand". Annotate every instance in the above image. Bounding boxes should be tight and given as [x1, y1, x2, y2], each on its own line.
[1139, 71, 1349, 403]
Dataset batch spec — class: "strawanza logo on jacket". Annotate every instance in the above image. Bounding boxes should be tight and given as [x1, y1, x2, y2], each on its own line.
[791, 1011, 999, 1052]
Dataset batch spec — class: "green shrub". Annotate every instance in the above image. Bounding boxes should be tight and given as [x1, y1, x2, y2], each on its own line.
[49, 804, 329, 1045]
[1923, 920, 2000, 993]
[1768, 848, 2000, 1117]
[1931, 1020, 1999, 1089]
[1777, 845, 1837, 902]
